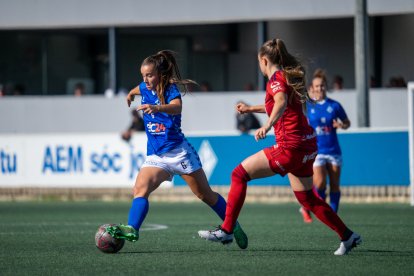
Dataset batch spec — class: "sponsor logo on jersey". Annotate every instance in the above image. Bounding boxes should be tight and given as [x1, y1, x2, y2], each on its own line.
[147, 122, 166, 135]
[315, 126, 332, 135]
[302, 151, 318, 163]
[275, 160, 285, 172]
[302, 132, 317, 140]
[270, 81, 282, 92]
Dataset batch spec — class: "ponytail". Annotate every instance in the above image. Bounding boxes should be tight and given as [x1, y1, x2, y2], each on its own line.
[259, 38, 310, 106]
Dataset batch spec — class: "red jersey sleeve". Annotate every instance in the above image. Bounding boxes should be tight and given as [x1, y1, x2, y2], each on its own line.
[267, 74, 288, 96]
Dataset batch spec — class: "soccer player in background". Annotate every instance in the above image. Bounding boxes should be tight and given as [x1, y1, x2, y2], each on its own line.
[107, 50, 248, 249]
[299, 69, 351, 223]
[198, 38, 361, 255]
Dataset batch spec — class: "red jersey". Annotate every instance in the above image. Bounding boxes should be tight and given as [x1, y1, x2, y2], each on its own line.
[265, 71, 316, 151]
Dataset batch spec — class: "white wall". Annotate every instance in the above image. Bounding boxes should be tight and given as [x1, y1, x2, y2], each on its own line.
[0, 88, 408, 134]
[1, 0, 414, 29]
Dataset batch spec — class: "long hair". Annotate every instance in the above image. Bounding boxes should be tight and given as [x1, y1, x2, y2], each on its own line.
[258, 39, 310, 106]
[141, 50, 196, 104]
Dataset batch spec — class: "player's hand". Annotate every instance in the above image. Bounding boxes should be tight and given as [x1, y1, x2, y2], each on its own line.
[333, 119, 343, 129]
[254, 126, 269, 141]
[137, 104, 159, 114]
[236, 102, 249, 114]
[126, 93, 135, 107]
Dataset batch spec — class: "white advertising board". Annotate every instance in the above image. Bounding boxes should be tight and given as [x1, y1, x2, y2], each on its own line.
[0, 133, 150, 187]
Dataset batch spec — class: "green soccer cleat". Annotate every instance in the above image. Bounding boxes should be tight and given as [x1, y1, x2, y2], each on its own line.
[106, 224, 139, 242]
[233, 222, 248, 249]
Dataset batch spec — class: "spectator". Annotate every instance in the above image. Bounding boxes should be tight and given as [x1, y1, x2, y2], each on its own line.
[121, 109, 145, 142]
[235, 101, 261, 134]
[73, 82, 85, 96]
[332, 75, 344, 91]
[244, 83, 255, 91]
[199, 81, 212, 92]
[13, 84, 25, 96]
[387, 76, 407, 88]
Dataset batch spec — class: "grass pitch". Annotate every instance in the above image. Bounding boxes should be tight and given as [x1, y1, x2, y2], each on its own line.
[1, 201, 413, 275]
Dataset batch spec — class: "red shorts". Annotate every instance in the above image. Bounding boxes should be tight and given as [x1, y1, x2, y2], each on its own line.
[263, 145, 317, 177]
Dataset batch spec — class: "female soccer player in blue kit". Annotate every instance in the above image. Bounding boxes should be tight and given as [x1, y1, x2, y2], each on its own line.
[107, 50, 247, 249]
[300, 69, 351, 223]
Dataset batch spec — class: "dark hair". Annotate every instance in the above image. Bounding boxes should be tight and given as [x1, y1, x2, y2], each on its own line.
[258, 38, 309, 105]
[142, 50, 196, 104]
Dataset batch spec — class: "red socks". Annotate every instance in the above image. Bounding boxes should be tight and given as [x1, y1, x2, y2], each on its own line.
[294, 190, 351, 240]
[222, 164, 250, 233]
[220, 165, 351, 240]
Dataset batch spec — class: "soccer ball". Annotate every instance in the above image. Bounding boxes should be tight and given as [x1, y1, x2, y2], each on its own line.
[95, 224, 125, 253]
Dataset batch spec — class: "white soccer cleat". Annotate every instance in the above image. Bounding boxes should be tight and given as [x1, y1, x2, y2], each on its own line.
[198, 227, 234, 245]
[334, 232, 362, 255]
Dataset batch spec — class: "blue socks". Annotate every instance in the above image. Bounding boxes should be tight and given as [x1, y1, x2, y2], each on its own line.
[330, 191, 341, 213]
[210, 193, 227, 220]
[317, 188, 327, 201]
[128, 197, 149, 231]
[127, 194, 229, 231]
[316, 188, 340, 213]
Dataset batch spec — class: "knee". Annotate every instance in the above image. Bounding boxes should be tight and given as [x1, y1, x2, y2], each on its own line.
[294, 190, 318, 210]
[132, 182, 151, 198]
[193, 190, 205, 201]
[231, 164, 250, 183]
[193, 189, 216, 205]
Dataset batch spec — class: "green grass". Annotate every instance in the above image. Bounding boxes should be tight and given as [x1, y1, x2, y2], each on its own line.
[1, 201, 413, 275]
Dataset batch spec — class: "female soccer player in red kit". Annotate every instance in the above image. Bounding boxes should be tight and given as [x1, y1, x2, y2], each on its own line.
[198, 38, 361, 255]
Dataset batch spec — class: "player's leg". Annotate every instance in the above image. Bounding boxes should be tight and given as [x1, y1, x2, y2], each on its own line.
[326, 159, 341, 213]
[176, 141, 229, 221]
[108, 166, 170, 242]
[289, 173, 361, 255]
[198, 150, 274, 244]
[222, 149, 274, 233]
[183, 169, 248, 249]
[299, 155, 326, 223]
[181, 169, 223, 217]
[128, 166, 170, 229]
[313, 164, 328, 201]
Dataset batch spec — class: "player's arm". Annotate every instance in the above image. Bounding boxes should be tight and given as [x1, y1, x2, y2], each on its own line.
[333, 103, 351, 129]
[236, 102, 266, 114]
[333, 118, 351, 129]
[138, 98, 182, 115]
[255, 92, 287, 141]
[127, 86, 141, 107]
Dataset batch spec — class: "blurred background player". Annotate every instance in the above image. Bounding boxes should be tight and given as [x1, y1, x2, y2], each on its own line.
[299, 69, 351, 223]
[121, 109, 145, 142]
[198, 38, 361, 255]
[107, 50, 247, 249]
[236, 100, 261, 134]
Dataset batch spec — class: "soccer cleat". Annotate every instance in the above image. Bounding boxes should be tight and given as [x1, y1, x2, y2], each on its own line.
[334, 232, 362, 255]
[198, 226, 233, 245]
[106, 224, 139, 242]
[233, 222, 248, 249]
[299, 207, 313, 223]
